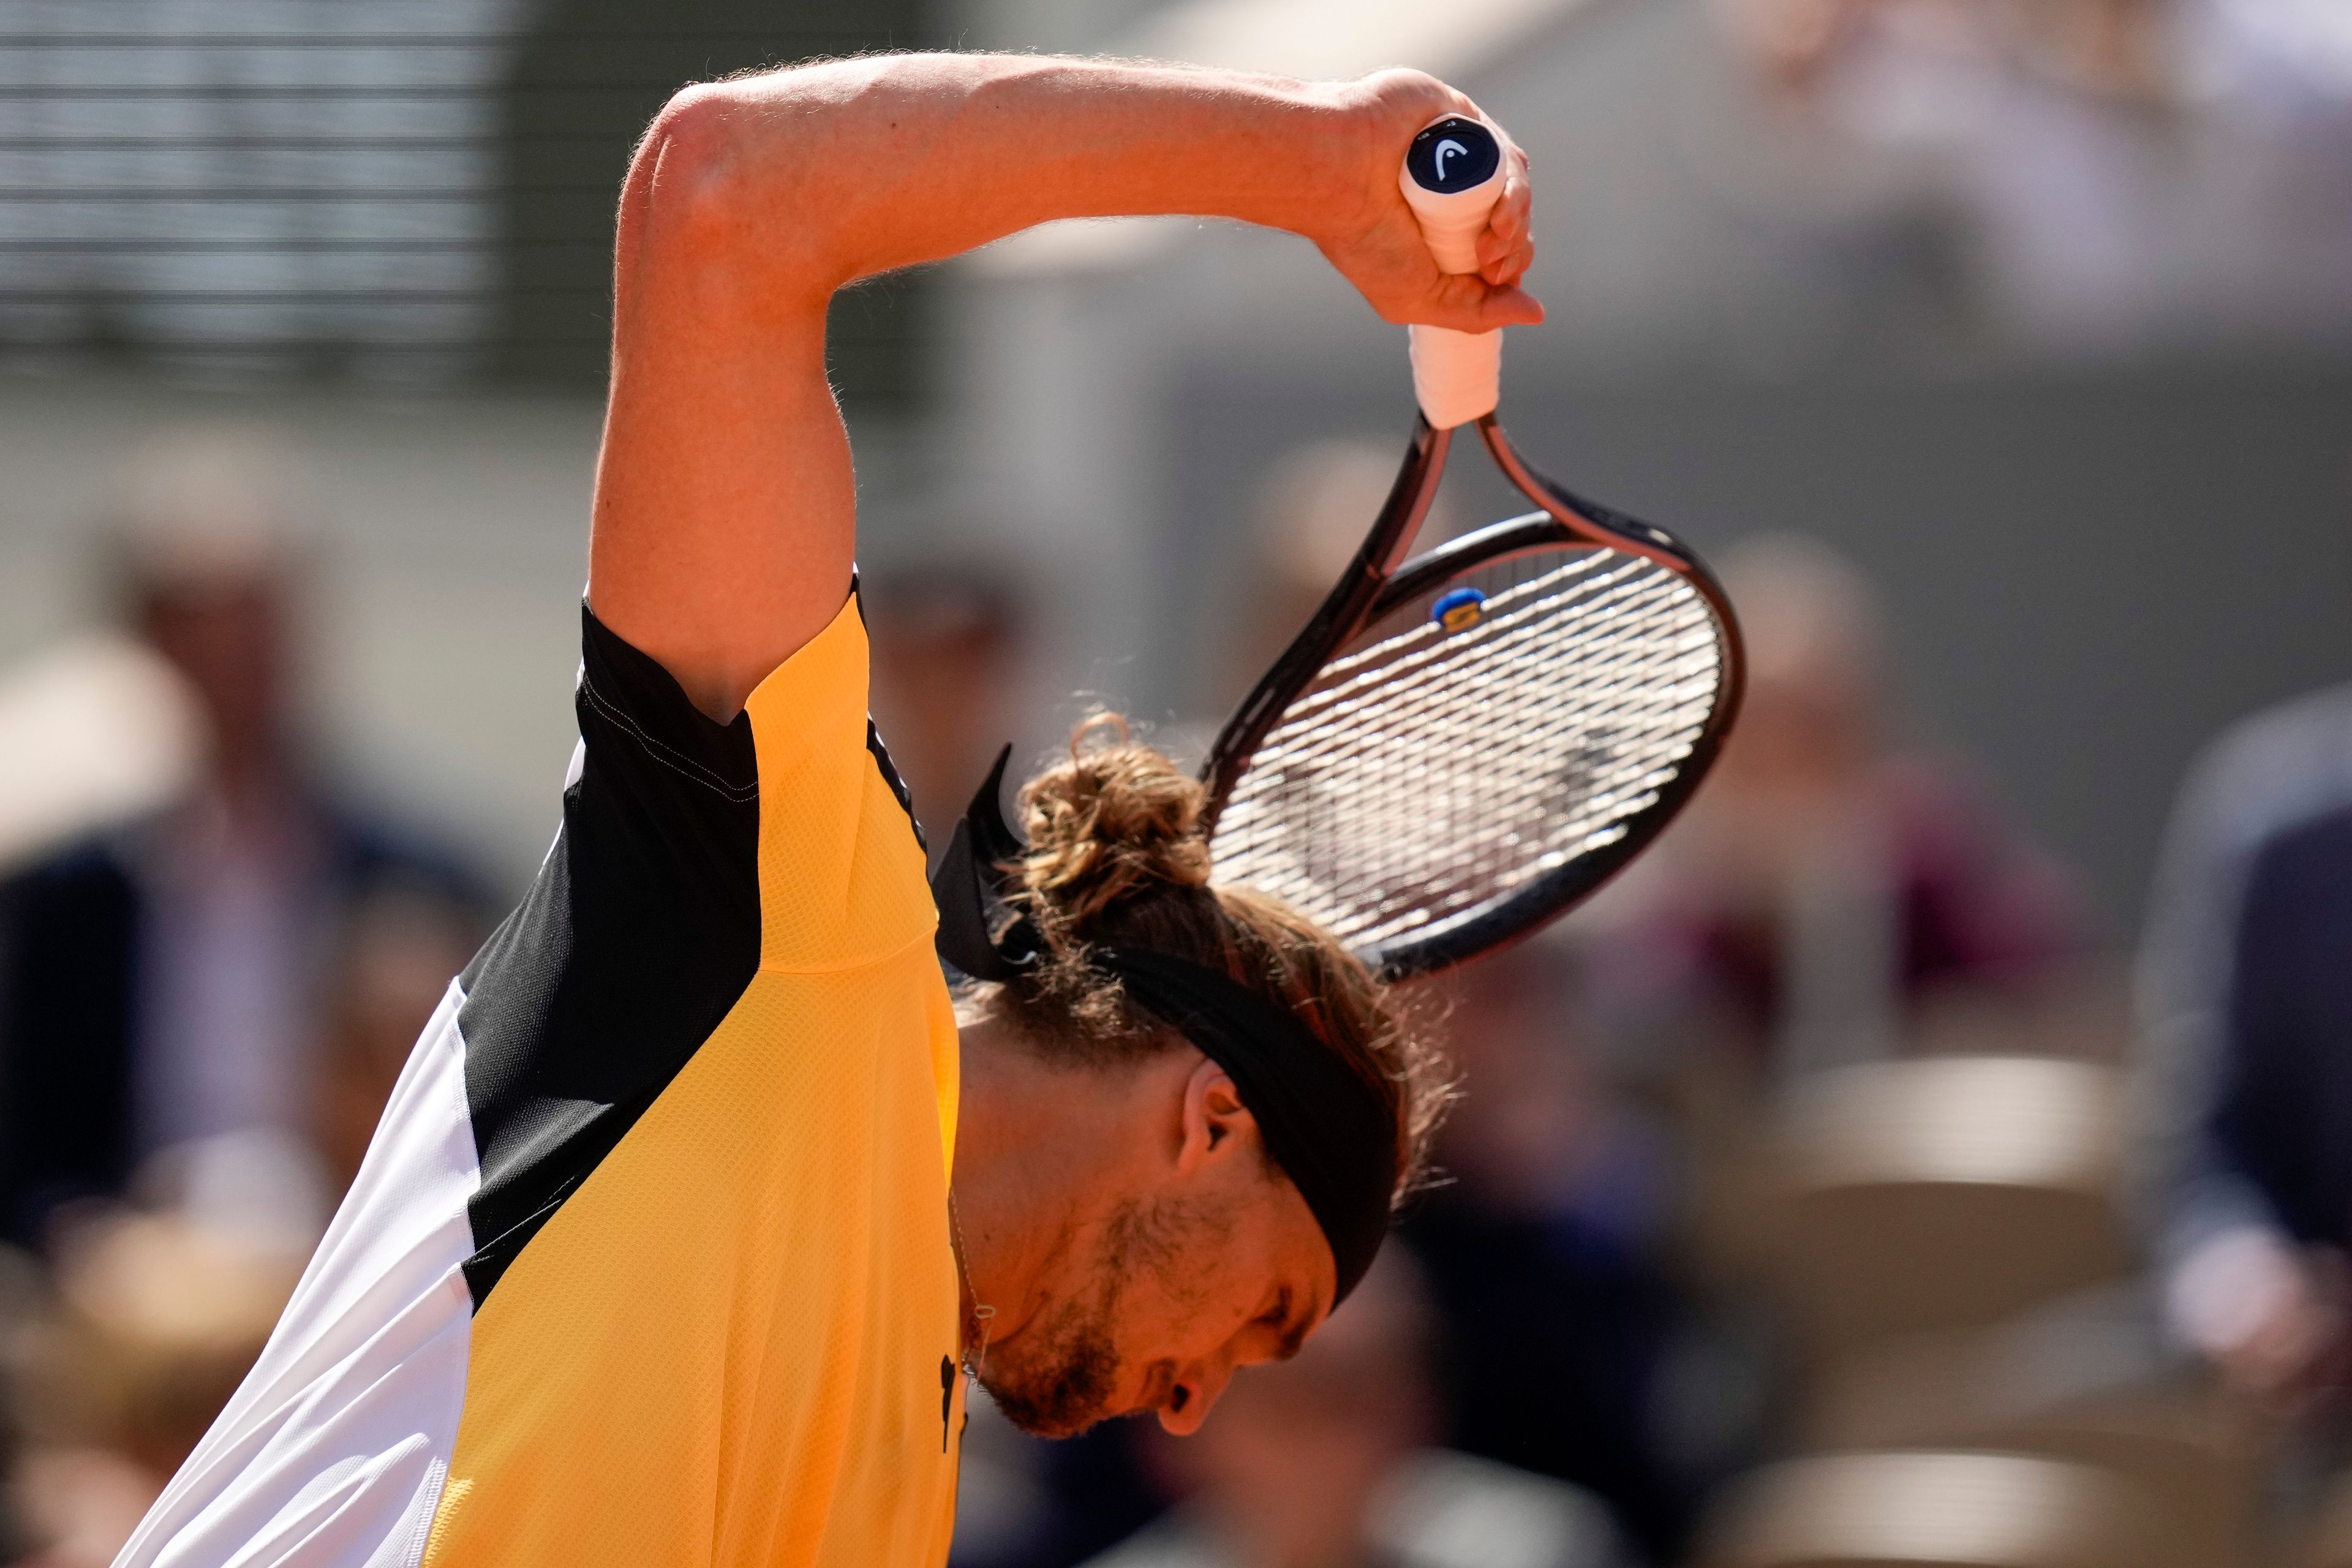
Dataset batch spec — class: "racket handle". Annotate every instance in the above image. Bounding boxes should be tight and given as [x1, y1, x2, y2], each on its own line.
[1398, 115, 1507, 429]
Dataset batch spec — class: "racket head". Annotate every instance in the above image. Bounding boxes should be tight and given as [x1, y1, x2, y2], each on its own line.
[1201, 419, 1453, 825]
[1207, 498, 1742, 979]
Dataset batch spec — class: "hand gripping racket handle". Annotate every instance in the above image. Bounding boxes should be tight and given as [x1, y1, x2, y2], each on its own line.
[1399, 116, 1507, 430]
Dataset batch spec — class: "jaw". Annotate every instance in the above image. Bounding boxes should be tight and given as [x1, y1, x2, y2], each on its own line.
[976, 1295, 1125, 1438]
[981, 1371, 1114, 1439]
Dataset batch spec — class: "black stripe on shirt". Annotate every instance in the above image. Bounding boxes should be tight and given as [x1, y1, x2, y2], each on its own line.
[456, 604, 763, 1308]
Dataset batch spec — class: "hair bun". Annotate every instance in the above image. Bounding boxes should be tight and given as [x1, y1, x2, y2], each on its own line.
[1016, 715, 1212, 927]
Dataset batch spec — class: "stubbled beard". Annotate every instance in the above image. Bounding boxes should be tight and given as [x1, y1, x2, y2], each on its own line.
[980, 1291, 1121, 1437]
[979, 1197, 1192, 1438]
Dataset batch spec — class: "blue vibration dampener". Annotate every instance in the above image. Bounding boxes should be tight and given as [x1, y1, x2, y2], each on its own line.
[1432, 586, 1487, 632]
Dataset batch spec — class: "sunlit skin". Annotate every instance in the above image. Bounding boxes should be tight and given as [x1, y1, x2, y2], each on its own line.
[949, 1013, 1334, 1436]
[568, 51, 1537, 1436]
[1144, 1255, 1436, 1567]
[581, 53, 1538, 721]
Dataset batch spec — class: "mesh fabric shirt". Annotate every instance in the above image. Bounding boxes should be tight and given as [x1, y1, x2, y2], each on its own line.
[115, 589, 967, 1568]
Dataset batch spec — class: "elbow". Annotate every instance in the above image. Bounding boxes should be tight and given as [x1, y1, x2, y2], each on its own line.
[627, 84, 753, 259]
[624, 79, 846, 300]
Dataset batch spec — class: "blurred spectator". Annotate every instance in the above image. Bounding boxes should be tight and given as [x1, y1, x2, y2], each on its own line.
[2139, 681, 2352, 1408]
[1084, 1253, 1630, 1568]
[0, 428, 491, 1251]
[952, 1401, 1168, 1568]
[0, 635, 203, 878]
[865, 561, 1030, 856]
[1594, 535, 2089, 1092]
[1403, 942, 1728, 1562]
[310, 890, 486, 1202]
[1709, 0, 2352, 355]
[13, 1210, 300, 1568]
[0, 1246, 42, 1566]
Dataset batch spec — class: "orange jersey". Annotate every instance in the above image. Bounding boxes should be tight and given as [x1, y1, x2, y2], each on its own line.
[118, 589, 965, 1568]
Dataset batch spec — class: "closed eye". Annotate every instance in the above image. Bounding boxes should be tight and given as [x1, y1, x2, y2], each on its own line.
[1265, 1289, 1315, 1362]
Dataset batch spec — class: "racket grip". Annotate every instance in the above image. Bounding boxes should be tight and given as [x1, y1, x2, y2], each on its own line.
[1398, 115, 1507, 429]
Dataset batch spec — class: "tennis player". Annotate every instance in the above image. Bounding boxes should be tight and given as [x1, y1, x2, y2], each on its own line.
[113, 52, 1537, 1568]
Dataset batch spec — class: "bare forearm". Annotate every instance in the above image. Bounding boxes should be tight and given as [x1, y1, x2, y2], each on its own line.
[641, 53, 1371, 294]
[590, 53, 1534, 718]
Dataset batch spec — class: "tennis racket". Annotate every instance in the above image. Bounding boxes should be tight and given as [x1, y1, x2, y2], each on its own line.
[1199, 115, 1745, 979]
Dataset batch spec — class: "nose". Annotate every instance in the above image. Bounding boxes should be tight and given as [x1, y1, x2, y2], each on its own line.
[1156, 1360, 1235, 1436]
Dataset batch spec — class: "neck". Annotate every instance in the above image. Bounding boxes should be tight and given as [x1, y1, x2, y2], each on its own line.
[949, 1012, 1147, 1353]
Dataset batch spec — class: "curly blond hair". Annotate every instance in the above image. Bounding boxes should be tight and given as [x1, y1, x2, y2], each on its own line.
[973, 714, 1455, 1208]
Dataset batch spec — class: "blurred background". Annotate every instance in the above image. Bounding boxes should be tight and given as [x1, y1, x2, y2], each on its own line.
[0, 0, 2348, 1564]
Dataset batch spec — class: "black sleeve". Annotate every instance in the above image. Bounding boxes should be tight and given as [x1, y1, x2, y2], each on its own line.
[453, 605, 763, 1307]
[0, 845, 142, 1244]
[2212, 804, 2352, 1249]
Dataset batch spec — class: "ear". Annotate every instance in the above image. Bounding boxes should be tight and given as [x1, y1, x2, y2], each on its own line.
[1175, 1055, 1258, 1178]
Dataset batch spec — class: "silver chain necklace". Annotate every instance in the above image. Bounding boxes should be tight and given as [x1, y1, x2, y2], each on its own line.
[948, 1188, 997, 1391]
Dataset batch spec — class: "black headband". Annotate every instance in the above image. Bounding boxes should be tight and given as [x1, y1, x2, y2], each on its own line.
[929, 747, 1397, 1303]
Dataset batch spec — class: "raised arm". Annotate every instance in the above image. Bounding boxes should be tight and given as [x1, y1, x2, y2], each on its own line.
[589, 53, 1540, 718]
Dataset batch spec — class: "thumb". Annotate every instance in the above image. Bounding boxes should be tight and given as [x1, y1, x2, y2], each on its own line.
[1474, 284, 1545, 330]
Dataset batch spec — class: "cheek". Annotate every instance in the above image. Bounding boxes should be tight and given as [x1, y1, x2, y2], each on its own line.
[1109, 1202, 1274, 1362]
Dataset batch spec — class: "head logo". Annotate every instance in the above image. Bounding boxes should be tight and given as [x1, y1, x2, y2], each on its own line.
[1408, 118, 1501, 194]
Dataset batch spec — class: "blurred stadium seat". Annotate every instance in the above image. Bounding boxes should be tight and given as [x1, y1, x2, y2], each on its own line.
[1694, 1449, 2188, 1568]
[1751, 1057, 2132, 1356]
[1805, 1320, 2266, 1568]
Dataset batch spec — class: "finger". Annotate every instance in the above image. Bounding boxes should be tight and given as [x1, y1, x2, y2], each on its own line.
[1474, 282, 1545, 330]
[1480, 222, 1535, 287]
[1476, 168, 1534, 279]
[1491, 165, 1531, 243]
[1483, 168, 1529, 249]
[1476, 204, 1523, 274]
[1479, 227, 1530, 285]
[1485, 236, 1536, 290]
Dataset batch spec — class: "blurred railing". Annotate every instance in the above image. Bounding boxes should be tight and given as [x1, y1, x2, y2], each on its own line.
[0, 0, 932, 401]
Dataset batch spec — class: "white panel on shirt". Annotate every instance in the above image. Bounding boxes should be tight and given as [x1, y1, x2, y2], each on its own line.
[114, 981, 481, 1568]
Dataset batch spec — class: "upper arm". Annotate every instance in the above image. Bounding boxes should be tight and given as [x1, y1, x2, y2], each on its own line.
[576, 55, 1410, 722]
[585, 86, 857, 722]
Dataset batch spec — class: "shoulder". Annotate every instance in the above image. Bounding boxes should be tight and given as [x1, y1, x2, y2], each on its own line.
[2143, 680, 2352, 929]
[320, 802, 500, 922]
[0, 836, 141, 956]
[2241, 798, 2352, 916]
[736, 589, 932, 972]
[2170, 682, 2352, 861]
[2, 834, 137, 901]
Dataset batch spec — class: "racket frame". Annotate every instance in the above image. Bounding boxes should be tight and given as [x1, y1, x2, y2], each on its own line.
[1199, 415, 1457, 826]
[1199, 412, 1746, 978]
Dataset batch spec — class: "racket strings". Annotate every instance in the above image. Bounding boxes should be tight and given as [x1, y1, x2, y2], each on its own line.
[1211, 547, 1724, 952]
